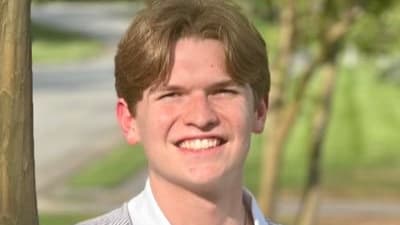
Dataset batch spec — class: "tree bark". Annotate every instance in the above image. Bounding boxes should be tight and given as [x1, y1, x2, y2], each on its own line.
[295, 61, 337, 225]
[0, 1, 38, 225]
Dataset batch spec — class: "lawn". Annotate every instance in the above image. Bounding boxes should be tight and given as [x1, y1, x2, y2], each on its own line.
[32, 22, 102, 64]
[69, 144, 147, 188]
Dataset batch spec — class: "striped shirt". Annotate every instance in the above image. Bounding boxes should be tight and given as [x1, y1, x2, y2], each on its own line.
[76, 180, 278, 225]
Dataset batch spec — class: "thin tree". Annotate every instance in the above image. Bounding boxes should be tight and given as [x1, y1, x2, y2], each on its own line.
[258, 0, 361, 218]
[0, 0, 39, 225]
[295, 59, 337, 225]
[295, 0, 397, 223]
[258, 0, 297, 216]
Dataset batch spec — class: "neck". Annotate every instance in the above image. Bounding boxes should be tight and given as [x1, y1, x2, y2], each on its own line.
[149, 172, 247, 225]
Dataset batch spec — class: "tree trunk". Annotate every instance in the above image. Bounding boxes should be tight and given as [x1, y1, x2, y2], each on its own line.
[257, 1, 360, 218]
[295, 61, 337, 225]
[0, 1, 38, 225]
[258, 0, 296, 216]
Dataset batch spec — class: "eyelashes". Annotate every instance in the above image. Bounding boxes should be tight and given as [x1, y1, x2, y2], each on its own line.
[213, 88, 239, 95]
[156, 88, 239, 101]
[157, 92, 183, 100]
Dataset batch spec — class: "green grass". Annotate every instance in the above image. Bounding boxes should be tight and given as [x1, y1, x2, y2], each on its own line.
[69, 144, 147, 188]
[321, 61, 400, 196]
[32, 22, 102, 64]
[39, 213, 91, 225]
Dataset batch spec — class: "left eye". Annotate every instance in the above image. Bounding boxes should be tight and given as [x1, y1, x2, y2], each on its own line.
[158, 92, 181, 99]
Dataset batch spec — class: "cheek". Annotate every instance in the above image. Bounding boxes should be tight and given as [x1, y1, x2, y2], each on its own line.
[141, 103, 180, 138]
[215, 103, 254, 148]
[157, 103, 181, 124]
[224, 102, 254, 128]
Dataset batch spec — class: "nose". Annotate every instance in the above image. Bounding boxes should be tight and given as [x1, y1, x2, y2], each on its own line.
[182, 93, 219, 131]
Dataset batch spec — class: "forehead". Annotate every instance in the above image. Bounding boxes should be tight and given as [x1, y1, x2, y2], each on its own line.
[151, 37, 232, 89]
[173, 37, 226, 61]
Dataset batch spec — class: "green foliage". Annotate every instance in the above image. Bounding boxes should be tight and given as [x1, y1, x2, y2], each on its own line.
[244, 134, 266, 194]
[252, 19, 280, 61]
[360, 0, 396, 15]
[234, 0, 278, 22]
[244, 60, 400, 197]
[348, 2, 400, 54]
[246, 0, 400, 55]
[32, 23, 102, 64]
[322, 62, 400, 196]
[69, 145, 147, 188]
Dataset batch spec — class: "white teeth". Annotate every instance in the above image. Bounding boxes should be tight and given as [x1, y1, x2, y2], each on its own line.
[179, 138, 220, 150]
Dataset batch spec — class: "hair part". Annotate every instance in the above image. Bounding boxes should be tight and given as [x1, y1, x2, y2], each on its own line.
[115, 0, 270, 113]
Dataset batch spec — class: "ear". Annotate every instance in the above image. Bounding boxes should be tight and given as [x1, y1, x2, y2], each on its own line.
[252, 97, 268, 133]
[116, 98, 140, 145]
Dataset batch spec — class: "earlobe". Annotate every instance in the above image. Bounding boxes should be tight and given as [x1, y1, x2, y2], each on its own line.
[252, 97, 268, 133]
[116, 98, 140, 145]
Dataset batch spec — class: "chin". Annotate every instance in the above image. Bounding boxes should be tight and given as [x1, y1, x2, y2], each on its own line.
[183, 171, 237, 193]
[183, 179, 223, 197]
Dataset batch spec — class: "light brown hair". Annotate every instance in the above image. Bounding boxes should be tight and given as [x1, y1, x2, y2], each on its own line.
[115, 0, 270, 113]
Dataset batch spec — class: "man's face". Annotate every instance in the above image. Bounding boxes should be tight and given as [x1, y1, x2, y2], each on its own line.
[117, 37, 267, 191]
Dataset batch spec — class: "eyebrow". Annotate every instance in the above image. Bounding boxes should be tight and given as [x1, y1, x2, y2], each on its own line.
[149, 79, 242, 94]
[150, 85, 185, 93]
[208, 80, 241, 90]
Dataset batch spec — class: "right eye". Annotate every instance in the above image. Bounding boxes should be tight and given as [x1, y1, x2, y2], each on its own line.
[215, 88, 238, 95]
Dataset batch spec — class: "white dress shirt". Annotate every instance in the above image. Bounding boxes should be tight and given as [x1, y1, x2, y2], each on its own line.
[127, 180, 273, 225]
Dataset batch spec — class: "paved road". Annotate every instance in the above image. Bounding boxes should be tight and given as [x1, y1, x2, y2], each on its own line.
[31, 2, 143, 192]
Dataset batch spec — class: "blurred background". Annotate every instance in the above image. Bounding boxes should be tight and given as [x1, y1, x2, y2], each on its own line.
[30, 0, 400, 225]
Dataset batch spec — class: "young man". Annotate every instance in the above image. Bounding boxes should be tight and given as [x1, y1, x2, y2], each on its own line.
[77, 0, 276, 224]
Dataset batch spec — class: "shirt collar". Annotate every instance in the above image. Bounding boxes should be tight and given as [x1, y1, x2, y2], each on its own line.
[127, 179, 271, 225]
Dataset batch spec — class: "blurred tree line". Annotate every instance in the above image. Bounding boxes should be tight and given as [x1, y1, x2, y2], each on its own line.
[241, 0, 400, 225]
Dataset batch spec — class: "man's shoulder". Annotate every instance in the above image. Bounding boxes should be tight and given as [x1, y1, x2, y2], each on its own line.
[75, 204, 131, 225]
[266, 218, 282, 225]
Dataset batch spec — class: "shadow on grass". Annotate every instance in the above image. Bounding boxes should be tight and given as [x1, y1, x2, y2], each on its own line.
[32, 22, 102, 64]
[32, 22, 86, 42]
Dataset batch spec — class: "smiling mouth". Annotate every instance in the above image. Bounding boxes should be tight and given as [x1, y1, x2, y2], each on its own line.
[176, 138, 226, 151]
